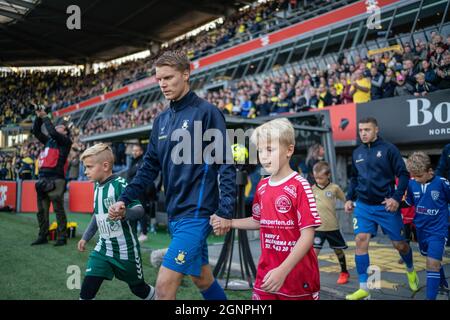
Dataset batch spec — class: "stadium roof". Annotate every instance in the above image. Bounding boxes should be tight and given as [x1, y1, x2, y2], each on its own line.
[0, 0, 255, 67]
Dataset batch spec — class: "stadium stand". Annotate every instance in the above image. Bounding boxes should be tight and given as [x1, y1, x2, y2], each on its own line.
[1, 0, 450, 180]
[38, 0, 447, 136]
[60, 24, 450, 136]
[0, 0, 355, 126]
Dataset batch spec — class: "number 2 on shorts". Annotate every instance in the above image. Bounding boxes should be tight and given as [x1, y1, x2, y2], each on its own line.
[353, 218, 358, 230]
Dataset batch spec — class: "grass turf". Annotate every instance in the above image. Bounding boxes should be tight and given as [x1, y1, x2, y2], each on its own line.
[0, 212, 252, 300]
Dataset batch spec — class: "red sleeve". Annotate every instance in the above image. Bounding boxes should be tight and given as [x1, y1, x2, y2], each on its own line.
[296, 179, 321, 230]
[252, 182, 262, 221]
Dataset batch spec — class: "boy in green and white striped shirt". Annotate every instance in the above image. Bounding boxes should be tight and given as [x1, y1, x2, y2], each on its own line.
[77, 143, 155, 300]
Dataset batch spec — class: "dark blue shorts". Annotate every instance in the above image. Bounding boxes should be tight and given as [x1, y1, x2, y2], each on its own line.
[416, 230, 447, 261]
[162, 218, 212, 277]
[353, 201, 405, 241]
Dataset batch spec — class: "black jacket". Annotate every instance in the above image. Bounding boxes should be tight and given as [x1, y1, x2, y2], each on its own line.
[127, 154, 157, 202]
[32, 117, 72, 180]
[127, 154, 144, 182]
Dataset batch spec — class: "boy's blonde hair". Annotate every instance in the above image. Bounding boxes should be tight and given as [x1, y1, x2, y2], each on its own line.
[250, 118, 295, 147]
[406, 151, 432, 174]
[313, 161, 331, 175]
[415, 72, 425, 80]
[80, 143, 114, 167]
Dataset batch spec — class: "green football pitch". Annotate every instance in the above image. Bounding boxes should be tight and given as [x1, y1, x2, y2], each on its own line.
[0, 212, 252, 300]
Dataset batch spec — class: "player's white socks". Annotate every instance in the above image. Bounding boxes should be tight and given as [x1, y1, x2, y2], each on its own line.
[144, 285, 156, 300]
[360, 282, 368, 291]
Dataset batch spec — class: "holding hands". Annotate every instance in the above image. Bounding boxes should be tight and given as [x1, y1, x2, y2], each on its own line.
[77, 239, 87, 252]
[382, 197, 399, 212]
[210, 214, 232, 236]
[108, 201, 126, 221]
[35, 110, 47, 118]
[344, 200, 354, 213]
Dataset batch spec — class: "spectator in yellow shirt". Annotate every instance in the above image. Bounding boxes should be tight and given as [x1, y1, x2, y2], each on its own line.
[350, 70, 371, 103]
[224, 97, 234, 114]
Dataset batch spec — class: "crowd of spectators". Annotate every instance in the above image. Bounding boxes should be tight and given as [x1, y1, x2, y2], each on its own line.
[66, 31, 450, 137]
[205, 33, 450, 117]
[0, 0, 337, 128]
[170, 0, 309, 60]
[2, 30, 448, 144]
[81, 101, 165, 136]
[0, 58, 152, 127]
[1, 139, 42, 181]
[3, 100, 161, 177]
[0, 127, 87, 182]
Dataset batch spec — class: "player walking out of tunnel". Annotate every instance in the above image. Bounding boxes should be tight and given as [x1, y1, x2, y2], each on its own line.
[344, 117, 418, 300]
[109, 51, 236, 300]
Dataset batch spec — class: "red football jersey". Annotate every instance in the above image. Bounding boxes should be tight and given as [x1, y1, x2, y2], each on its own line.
[396, 177, 416, 224]
[252, 171, 321, 299]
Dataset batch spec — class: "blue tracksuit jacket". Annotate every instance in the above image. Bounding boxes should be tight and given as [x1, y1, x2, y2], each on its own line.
[346, 137, 409, 205]
[119, 91, 236, 220]
[435, 143, 450, 180]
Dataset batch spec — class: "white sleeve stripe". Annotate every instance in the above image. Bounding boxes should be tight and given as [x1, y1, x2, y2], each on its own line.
[300, 183, 310, 186]
[257, 184, 267, 191]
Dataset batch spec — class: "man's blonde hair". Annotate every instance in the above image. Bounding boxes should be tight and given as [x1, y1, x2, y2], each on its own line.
[250, 118, 295, 147]
[406, 151, 432, 174]
[155, 50, 190, 72]
[80, 143, 114, 166]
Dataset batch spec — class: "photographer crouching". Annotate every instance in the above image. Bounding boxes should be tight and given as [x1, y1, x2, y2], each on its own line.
[31, 105, 72, 246]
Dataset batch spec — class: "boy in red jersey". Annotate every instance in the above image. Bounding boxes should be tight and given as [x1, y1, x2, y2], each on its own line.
[212, 118, 321, 300]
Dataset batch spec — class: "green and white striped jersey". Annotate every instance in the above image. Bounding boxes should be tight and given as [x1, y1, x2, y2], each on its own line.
[93, 175, 141, 261]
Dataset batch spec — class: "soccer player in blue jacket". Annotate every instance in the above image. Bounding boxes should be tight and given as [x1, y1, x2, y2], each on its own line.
[344, 117, 419, 300]
[404, 152, 449, 299]
[435, 143, 450, 180]
[108, 51, 236, 300]
[435, 143, 450, 247]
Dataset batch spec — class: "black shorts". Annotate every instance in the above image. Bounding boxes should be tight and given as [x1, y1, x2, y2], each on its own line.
[314, 230, 348, 250]
[404, 223, 417, 243]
